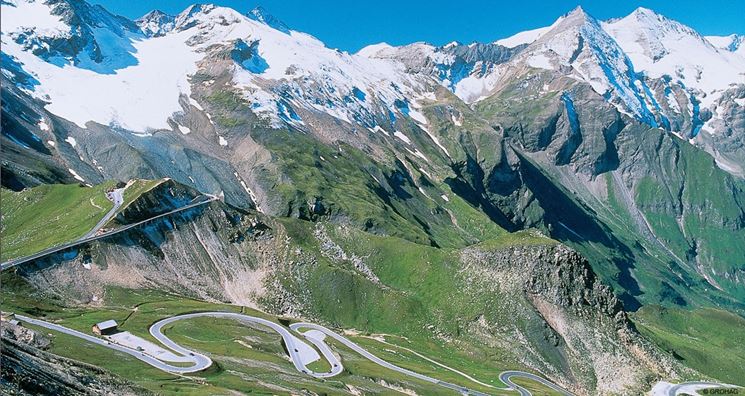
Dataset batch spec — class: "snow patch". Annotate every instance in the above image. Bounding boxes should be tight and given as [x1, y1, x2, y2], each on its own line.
[393, 131, 412, 144]
[68, 168, 85, 182]
[666, 89, 682, 113]
[416, 124, 451, 158]
[219, 136, 228, 146]
[234, 172, 263, 213]
[65, 136, 77, 147]
[527, 53, 553, 70]
[373, 125, 390, 136]
[188, 97, 204, 111]
[405, 148, 429, 162]
[407, 107, 428, 125]
[451, 114, 463, 126]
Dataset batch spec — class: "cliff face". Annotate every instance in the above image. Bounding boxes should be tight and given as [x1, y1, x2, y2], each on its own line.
[459, 243, 691, 394]
[1, 320, 150, 396]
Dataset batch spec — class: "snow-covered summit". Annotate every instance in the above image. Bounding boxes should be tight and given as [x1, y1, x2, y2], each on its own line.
[494, 14, 566, 48]
[516, 7, 662, 124]
[1, 0, 426, 132]
[246, 6, 290, 34]
[2, 0, 142, 72]
[136, 10, 175, 37]
[356, 42, 395, 58]
[603, 7, 745, 107]
[1, 0, 743, 139]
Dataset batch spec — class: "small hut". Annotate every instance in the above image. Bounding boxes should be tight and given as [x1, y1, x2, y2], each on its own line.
[92, 320, 118, 335]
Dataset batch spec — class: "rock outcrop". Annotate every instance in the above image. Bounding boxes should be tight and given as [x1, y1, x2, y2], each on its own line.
[460, 243, 691, 394]
[1, 320, 150, 395]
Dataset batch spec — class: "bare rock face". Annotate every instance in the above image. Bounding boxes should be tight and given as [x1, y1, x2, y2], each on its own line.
[459, 243, 691, 395]
[1, 319, 51, 349]
[697, 84, 745, 177]
[1, 320, 150, 395]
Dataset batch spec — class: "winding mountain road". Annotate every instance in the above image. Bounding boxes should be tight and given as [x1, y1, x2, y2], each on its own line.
[15, 314, 208, 373]
[148, 312, 343, 378]
[22, 312, 737, 395]
[18, 311, 578, 395]
[81, 188, 124, 240]
[291, 323, 574, 396]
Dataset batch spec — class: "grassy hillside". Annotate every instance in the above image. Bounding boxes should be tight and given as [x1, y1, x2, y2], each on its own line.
[1, 273, 551, 395]
[2, 175, 727, 393]
[632, 305, 745, 385]
[116, 179, 164, 212]
[0, 179, 169, 262]
[0, 182, 115, 261]
[256, 129, 507, 249]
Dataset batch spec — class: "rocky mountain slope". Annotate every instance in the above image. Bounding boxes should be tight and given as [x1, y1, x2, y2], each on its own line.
[1, 318, 150, 395]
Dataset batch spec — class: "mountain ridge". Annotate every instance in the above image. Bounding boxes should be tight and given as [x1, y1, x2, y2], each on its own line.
[4, 1, 743, 137]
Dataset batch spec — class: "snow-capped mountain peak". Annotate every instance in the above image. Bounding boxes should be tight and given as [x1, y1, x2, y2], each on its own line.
[246, 6, 290, 34]
[493, 12, 568, 48]
[172, 4, 244, 31]
[356, 42, 395, 58]
[515, 6, 664, 124]
[2, 0, 743, 145]
[2, 0, 142, 69]
[136, 10, 176, 37]
[603, 7, 745, 107]
[604, 7, 714, 62]
[1, 1, 427, 132]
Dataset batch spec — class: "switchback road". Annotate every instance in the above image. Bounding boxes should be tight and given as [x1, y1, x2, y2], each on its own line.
[18, 312, 576, 395]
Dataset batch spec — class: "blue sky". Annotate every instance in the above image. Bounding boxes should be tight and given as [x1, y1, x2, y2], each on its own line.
[92, 0, 744, 52]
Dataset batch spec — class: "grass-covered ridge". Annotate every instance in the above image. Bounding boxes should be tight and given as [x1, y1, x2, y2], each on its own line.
[1, 182, 115, 261]
[116, 179, 165, 212]
[0, 179, 168, 262]
[632, 305, 745, 386]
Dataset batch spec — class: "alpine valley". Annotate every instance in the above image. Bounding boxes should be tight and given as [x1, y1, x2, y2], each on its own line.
[1, 1, 745, 395]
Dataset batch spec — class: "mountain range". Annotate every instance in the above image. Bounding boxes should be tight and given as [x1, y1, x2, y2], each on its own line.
[2, 0, 745, 395]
